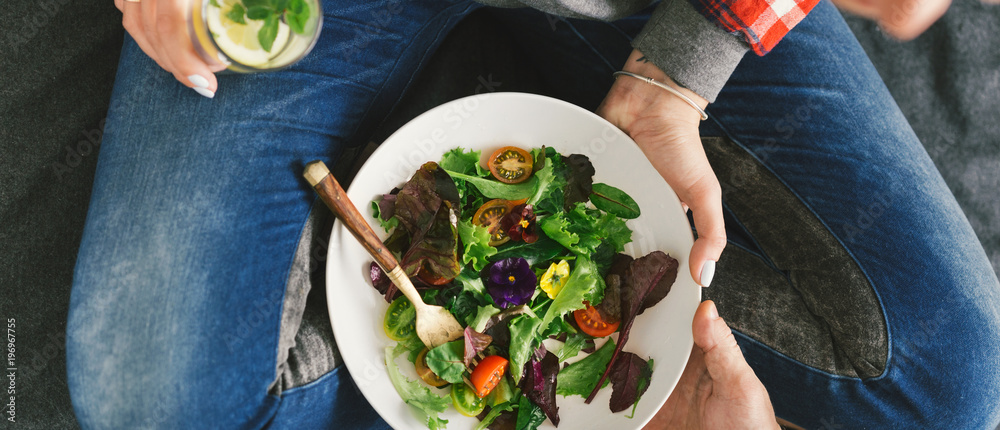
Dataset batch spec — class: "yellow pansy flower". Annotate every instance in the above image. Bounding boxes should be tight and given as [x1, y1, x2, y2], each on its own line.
[539, 260, 570, 299]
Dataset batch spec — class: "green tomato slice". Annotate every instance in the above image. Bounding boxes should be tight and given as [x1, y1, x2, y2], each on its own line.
[451, 382, 486, 417]
[383, 296, 416, 341]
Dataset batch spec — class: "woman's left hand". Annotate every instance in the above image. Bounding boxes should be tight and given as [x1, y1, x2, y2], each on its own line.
[597, 49, 725, 288]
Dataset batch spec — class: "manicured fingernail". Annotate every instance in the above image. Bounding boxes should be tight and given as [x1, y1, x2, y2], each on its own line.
[192, 87, 215, 99]
[188, 74, 210, 88]
[708, 301, 719, 319]
[700, 260, 716, 287]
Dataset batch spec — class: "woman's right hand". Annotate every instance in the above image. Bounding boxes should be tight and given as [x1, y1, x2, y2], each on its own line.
[115, 0, 225, 97]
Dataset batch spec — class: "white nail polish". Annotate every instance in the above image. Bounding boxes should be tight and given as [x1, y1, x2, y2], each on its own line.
[192, 86, 215, 99]
[700, 260, 716, 287]
[188, 74, 210, 88]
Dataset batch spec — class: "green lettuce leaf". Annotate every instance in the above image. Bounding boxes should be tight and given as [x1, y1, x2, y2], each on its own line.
[596, 212, 632, 254]
[556, 338, 615, 397]
[469, 304, 501, 332]
[385, 345, 451, 429]
[539, 203, 632, 256]
[440, 147, 489, 177]
[508, 315, 543, 385]
[538, 256, 604, 334]
[526, 151, 567, 215]
[425, 340, 466, 384]
[457, 219, 497, 272]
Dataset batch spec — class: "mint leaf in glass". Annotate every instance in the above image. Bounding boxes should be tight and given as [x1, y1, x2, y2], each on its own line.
[258, 14, 279, 52]
[284, 0, 310, 35]
[225, 3, 247, 24]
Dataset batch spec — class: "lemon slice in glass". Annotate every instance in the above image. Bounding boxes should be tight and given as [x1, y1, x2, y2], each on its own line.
[205, 0, 290, 67]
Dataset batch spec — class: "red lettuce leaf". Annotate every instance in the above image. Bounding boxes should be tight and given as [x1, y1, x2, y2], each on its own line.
[393, 163, 461, 283]
[520, 349, 560, 426]
[400, 200, 460, 282]
[608, 352, 654, 413]
[369, 262, 397, 303]
[463, 326, 493, 367]
[561, 154, 595, 210]
[585, 251, 677, 404]
[377, 188, 399, 221]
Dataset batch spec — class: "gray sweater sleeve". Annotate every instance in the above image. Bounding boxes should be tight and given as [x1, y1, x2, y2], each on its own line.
[631, 0, 749, 102]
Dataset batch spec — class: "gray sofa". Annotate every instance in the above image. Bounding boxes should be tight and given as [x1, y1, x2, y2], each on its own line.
[1, 0, 997, 428]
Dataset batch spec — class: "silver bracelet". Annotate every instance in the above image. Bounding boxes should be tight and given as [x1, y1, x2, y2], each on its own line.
[612, 71, 708, 121]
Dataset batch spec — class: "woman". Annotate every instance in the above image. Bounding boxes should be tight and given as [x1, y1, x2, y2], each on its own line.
[67, 0, 1000, 428]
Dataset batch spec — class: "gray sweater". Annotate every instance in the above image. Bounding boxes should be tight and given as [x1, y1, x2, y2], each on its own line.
[477, 0, 749, 102]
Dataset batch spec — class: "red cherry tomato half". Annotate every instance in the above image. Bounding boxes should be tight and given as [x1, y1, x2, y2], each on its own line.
[472, 199, 522, 246]
[487, 146, 534, 184]
[469, 355, 508, 398]
[573, 304, 620, 338]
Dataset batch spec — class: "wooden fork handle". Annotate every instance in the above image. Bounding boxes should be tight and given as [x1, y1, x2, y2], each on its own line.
[303, 160, 399, 273]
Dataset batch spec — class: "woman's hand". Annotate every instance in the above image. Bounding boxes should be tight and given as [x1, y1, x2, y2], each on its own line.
[597, 49, 724, 287]
[114, 0, 225, 97]
[643, 301, 780, 430]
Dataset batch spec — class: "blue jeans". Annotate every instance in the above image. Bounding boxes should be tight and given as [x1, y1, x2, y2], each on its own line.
[67, 0, 1000, 428]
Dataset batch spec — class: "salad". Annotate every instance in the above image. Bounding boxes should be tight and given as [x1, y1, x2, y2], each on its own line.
[368, 145, 678, 430]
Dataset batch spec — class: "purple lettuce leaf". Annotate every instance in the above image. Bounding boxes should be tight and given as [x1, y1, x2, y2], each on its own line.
[608, 352, 654, 413]
[521, 349, 560, 426]
[585, 251, 677, 403]
[463, 326, 493, 367]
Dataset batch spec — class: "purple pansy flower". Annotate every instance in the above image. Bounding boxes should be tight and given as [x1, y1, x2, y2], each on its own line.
[485, 257, 536, 308]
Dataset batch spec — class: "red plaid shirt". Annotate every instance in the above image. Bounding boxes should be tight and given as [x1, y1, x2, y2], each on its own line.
[690, 0, 820, 55]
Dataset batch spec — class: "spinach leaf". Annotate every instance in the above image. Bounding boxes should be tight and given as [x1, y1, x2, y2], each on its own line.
[515, 395, 546, 430]
[385, 345, 451, 430]
[425, 340, 466, 384]
[590, 183, 641, 219]
[489, 234, 567, 267]
[445, 170, 538, 201]
[556, 338, 615, 397]
[554, 332, 588, 362]
[474, 401, 515, 430]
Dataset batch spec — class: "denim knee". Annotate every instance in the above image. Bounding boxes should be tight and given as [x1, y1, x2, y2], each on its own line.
[884, 283, 1000, 427]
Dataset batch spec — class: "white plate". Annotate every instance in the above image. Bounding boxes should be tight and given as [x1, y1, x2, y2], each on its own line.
[326, 93, 699, 430]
